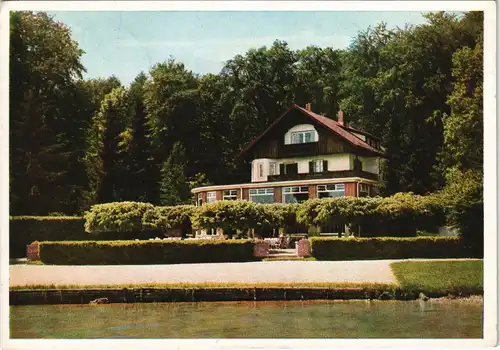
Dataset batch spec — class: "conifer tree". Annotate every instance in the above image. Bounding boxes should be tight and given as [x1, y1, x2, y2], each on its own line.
[120, 72, 156, 202]
[159, 142, 190, 205]
[84, 87, 129, 205]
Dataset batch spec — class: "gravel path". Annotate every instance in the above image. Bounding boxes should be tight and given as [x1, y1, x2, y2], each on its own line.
[10, 260, 399, 287]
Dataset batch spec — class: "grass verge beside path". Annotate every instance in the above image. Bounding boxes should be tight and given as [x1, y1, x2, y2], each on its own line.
[10, 281, 395, 291]
[390, 260, 483, 295]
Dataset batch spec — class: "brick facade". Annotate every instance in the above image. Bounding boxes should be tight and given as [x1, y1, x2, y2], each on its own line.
[296, 239, 311, 257]
[242, 188, 249, 200]
[215, 190, 222, 201]
[308, 184, 317, 199]
[27, 242, 40, 261]
[273, 187, 282, 203]
[195, 181, 369, 205]
[345, 182, 357, 197]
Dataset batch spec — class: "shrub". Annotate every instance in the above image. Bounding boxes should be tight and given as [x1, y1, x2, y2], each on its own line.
[374, 193, 445, 236]
[297, 196, 378, 230]
[263, 203, 300, 229]
[310, 236, 471, 261]
[440, 169, 483, 256]
[251, 203, 300, 237]
[142, 205, 196, 237]
[38, 239, 256, 265]
[84, 202, 155, 233]
[192, 201, 270, 235]
[296, 193, 445, 237]
[9, 216, 87, 258]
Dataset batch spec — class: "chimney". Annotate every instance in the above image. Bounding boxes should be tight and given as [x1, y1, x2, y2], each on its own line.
[337, 110, 344, 126]
[305, 103, 312, 111]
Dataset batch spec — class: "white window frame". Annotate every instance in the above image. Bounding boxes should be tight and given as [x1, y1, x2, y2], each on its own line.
[283, 186, 309, 203]
[259, 163, 264, 178]
[223, 189, 238, 200]
[197, 193, 203, 206]
[269, 162, 276, 176]
[317, 184, 345, 198]
[312, 160, 324, 173]
[290, 130, 316, 144]
[249, 188, 274, 203]
[207, 191, 217, 203]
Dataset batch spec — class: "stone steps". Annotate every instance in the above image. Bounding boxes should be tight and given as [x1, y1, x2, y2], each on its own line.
[263, 256, 308, 261]
[267, 253, 297, 258]
[266, 248, 300, 260]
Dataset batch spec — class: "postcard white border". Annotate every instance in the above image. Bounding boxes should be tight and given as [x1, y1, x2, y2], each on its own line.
[0, 1, 497, 350]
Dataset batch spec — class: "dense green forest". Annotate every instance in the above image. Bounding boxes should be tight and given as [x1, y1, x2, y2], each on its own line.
[9, 11, 483, 216]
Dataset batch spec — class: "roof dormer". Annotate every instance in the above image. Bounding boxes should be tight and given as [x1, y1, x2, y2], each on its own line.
[284, 124, 319, 145]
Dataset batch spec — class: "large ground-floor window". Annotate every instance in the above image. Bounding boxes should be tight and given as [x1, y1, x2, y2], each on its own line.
[207, 191, 217, 203]
[317, 184, 345, 198]
[223, 189, 238, 200]
[249, 188, 274, 203]
[283, 186, 309, 203]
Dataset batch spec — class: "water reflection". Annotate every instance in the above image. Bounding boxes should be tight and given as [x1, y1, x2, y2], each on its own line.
[10, 300, 482, 339]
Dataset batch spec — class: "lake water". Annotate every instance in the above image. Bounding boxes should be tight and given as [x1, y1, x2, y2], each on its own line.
[10, 299, 482, 339]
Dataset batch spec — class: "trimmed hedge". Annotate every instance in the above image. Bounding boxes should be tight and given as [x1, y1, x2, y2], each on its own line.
[84, 202, 155, 233]
[142, 205, 196, 236]
[10, 216, 87, 258]
[310, 237, 472, 260]
[192, 200, 269, 233]
[38, 240, 256, 265]
[9, 216, 160, 258]
[297, 194, 445, 237]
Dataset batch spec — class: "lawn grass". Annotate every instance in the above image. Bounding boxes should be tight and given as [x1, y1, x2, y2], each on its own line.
[9, 259, 44, 265]
[10, 281, 396, 291]
[390, 260, 483, 295]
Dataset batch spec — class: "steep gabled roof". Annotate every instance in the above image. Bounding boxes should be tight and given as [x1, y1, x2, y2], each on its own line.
[240, 104, 383, 156]
[340, 124, 382, 141]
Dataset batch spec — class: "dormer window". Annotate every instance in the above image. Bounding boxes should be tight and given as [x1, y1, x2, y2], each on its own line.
[284, 124, 319, 145]
[291, 130, 316, 144]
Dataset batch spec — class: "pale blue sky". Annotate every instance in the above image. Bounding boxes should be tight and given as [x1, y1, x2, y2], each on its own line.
[50, 11, 430, 85]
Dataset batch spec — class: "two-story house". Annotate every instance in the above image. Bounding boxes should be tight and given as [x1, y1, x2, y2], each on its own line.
[191, 103, 383, 207]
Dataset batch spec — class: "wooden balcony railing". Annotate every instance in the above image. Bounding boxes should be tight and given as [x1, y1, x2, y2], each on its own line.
[267, 169, 379, 182]
[277, 142, 320, 158]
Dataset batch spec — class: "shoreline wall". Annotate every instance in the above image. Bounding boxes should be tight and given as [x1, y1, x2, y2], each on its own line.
[9, 287, 481, 305]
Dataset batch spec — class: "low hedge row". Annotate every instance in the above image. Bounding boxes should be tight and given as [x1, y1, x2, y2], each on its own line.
[9, 216, 160, 258]
[310, 237, 473, 260]
[10, 216, 87, 258]
[38, 240, 256, 265]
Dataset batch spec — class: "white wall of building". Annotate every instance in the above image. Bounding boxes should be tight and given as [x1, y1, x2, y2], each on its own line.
[284, 124, 319, 145]
[251, 154, 353, 182]
[359, 156, 379, 174]
[251, 158, 277, 182]
[277, 154, 352, 174]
